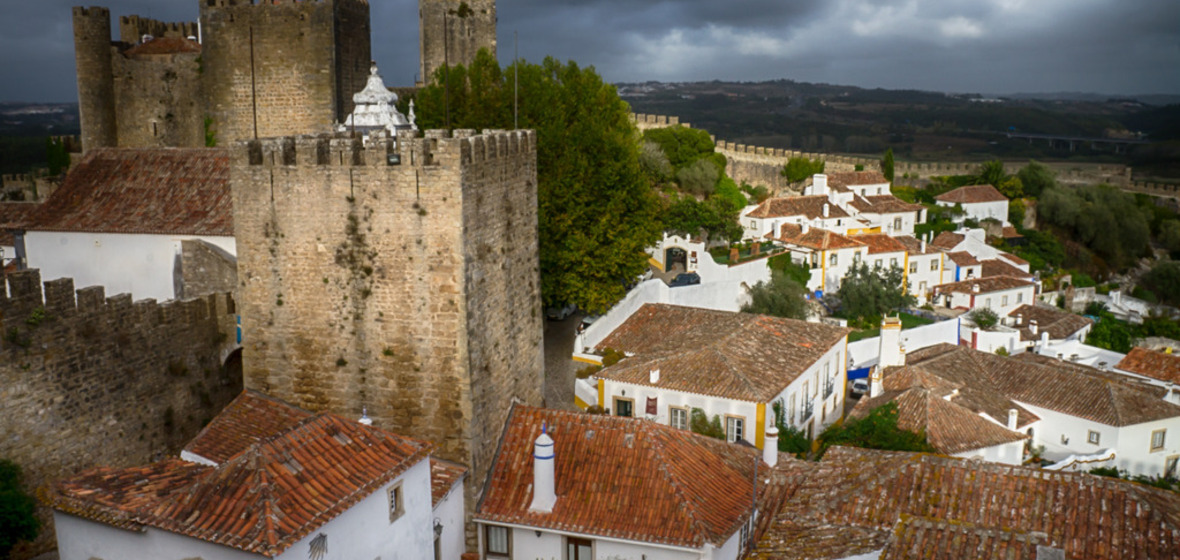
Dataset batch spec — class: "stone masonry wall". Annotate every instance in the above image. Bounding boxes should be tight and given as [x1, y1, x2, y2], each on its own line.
[178, 239, 239, 300]
[419, 0, 497, 84]
[73, 7, 117, 152]
[0, 271, 241, 558]
[112, 51, 204, 148]
[117, 15, 198, 44]
[232, 129, 542, 548]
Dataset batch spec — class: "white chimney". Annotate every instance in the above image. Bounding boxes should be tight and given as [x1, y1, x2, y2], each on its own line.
[920, 239, 927, 253]
[972, 284, 981, 294]
[814, 174, 828, 196]
[141, 34, 154, 44]
[763, 427, 779, 467]
[1040, 331, 1050, 349]
[650, 369, 660, 384]
[1015, 313, 1023, 325]
[802, 222, 810, 234]
[773, 221, 781, 238]
[823, 203, 830, 218]
[878, 316, 905, 369]
[358, 407, 373, 426]
[869, 367, 884, 399]
[1007, 409, 1018, 430]
[1029, 319, 1038, 336]
[528, 423, 557, 513]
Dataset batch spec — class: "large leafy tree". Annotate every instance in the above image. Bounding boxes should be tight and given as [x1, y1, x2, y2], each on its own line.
[414, 52, 663, 313]
[781, 157, 826, 183]
[1017, 160, 1057, 198]
[834, 263, 915, 324]
[819, 402, 936, 457]
[741, 271, 809, 320]
[0, 459, 40, 558]
[881, 148, 895, 182]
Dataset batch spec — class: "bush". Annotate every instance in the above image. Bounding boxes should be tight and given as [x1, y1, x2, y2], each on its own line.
[741, 271, 809, 320]
[817, 402, 935, 458]
[781, 157, 825, 183]
[676, 158, 720, 197]
[0, 459, 40, 558]
[689, 408, 725, 440]
[600, 348, 625, 367]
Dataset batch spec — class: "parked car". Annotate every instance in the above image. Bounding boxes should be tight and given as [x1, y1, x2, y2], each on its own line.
[579, 314, 601, 333]
[850, 378, 869, 397]
[545, 303, 576, 321]
[668, 272, 701, 287]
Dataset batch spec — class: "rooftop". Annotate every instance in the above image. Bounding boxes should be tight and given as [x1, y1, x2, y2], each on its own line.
[46, 413, 432, 557]
[981, 258, 1034, 280]
[849, 194, 925, 214]
[825, 170, 889, 189]
[747, 195, 852, 220]
[935, 184, 1009, 204]
[0, 201, 40, 246]
[1007, 304, 1093, 342]
[595, 304, 850, 402]
[895, 234, 941, 255]
[772, 223, 865, 251]
[476, 406, 790, 550]
[1117, 347, 1180, 385]
[934, 275, 1035, 295]
[182, 390, 313, 465]
[124, 36, 201, 56]
[930, 231, 965, 251]
[947, 251, 980, 267]
[27, 148, 231, 236]
[750, 447, 1180, 559]
[851, 233, 908, 255]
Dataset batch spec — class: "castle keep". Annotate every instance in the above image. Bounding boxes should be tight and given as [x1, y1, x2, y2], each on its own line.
[230, 128, 543, 523]
[72, 0, 371, 152]
[418, 0, 497, 84]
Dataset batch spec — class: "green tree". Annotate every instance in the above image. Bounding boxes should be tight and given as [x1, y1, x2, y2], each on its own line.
[663, 196, 743, 243]
[781, 157, 825, 183]
[976, 159, 1007, 188]
[1142, 260, 1180, 306]
[969, 308, 999, 330]
[741, 271, 809, 320]
[414, 53, 664, 313]
[638, 141, 672, 183]
[46, 137, 70, 176]
[818, 402, 935, 457]
[1017, 161, 1056, 198]
[1159, 220, 1180, 254]
[996, 176, 1023, 199]
[834, 263, 916, 324]
[676, 158, 720, 197]
[689, 408, 725, 439]
[0, 459, 40, 558]
[642, 126, 719, 171]
[881, 148, 895, 182]
[771, 399, 812, 458]
[1009, 198, 1026, 229]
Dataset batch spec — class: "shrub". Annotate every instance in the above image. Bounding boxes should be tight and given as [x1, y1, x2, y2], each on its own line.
[689, 408, 725, 440]
[0, 459, 40, 558]
[969, 308, 999, 330]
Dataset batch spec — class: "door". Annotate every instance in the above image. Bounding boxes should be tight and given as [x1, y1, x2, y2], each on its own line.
[567, 537, 592, 560]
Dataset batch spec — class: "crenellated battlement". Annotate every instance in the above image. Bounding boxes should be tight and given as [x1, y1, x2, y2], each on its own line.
[237, 129, 536, 169]
[73, 6, 111, 18]
[118, 15, 199, 44]
[204, 0, 367, 9]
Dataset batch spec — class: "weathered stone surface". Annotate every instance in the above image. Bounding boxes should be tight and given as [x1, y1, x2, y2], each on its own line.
[419, 0, 497, 86]
[178, 239, 239, 300]
[0, 270, 241, 558]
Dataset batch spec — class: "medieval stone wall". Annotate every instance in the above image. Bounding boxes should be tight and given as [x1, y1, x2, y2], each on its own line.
[0, 271, 240, 558]
[117, 15, 198, 44]
[418, 0, 497, 84]
[231, 129, 542, 546]
[73, 7, 118, 151]
[112, 50, 204, 148]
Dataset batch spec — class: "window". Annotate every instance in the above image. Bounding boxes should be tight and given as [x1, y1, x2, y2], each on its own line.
[930, 259, 939, 271]
[566, 537, 593, 560]
[1167, 456, 1178, 479]
[830, 253, 838, 266]
[919, 281, 927, 292]
[388, 483, 404, 522]
[726, 416, 745, 443]
[985, 298, 992, 308]
[853, 252, 862, 263]
[613, 397, 633, 418]
[893, 217, 902, 231]
[1152, 429, 1167, 452]
[1088, 430, 1101, 445]
[750, 220, 756, 229]
[1002, 295, 1009, 306]
[1017, 292, 1024, 303]
[909, 262, 917, 274]
[788, 394, 796, 424]
[485, 525, 511, 558]
[874, 259, 883, 268]
[669, 406, 688, 430]
[890, 257, 898, 267]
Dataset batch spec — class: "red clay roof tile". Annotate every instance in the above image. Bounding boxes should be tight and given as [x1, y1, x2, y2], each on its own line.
[747, 195, 851, 220]
[851, 233, 908, 255]
[935, 184, 1008, 204]
[183, 390, 313, 465]
[1117, 347, 1180, 385]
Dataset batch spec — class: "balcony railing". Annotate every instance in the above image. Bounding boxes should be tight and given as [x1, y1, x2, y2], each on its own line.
[802, 398, 814, 421]
[823, 377, 834, 400]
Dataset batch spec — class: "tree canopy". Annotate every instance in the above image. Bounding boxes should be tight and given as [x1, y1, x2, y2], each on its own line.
[741, 271, 809, 320]
[781, 157, 826, 183]
[818, 402, 936, 458]
[413, 52, 664, 313]
[881, 148, 895, 182]
[0, 459, 39, 558]
[1037, 184, 1152, 272]
[834, 263, 915, 326]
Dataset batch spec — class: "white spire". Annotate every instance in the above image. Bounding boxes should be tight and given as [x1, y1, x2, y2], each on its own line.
[338, 62, 417, 136]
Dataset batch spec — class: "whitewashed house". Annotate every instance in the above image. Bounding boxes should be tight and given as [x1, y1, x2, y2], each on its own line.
[21, 148, 236, 302]
[592, 303, 851, 444]
[933, 275, 1037, 316]
[475, 406, 790, 560]
[934, 184, 1010, 225]
[741, 190, 860, 239]
[768, 223, 867, 293]
[895, 235, 943, 304]
[46, 390, 463, 560]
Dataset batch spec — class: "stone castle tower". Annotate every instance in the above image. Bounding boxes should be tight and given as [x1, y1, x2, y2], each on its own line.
[72, 0, 371, 152]
[418, 0, 497, 85]
[230, 128, 544, 529]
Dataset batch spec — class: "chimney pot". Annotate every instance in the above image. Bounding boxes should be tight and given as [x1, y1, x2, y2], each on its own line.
[823, 203, 830, 218]
[650, 369, 660, 384]
[1029, 319, 1039, 335]
[972, 284, 980, 293]
[528, 423, 557, 513]
[763, 427, 779, 467]
[1007, 409, 1018, 430]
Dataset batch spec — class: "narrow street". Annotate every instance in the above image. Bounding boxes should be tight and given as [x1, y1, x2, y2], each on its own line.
[542, 312, 582, 410]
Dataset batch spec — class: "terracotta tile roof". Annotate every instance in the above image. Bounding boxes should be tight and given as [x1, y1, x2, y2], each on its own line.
[930, 231, 965, 251]
[0, 201, 40, 246]
[1007, 304, 1093, 342]
[595, 304, 850, 402]
[46, 413, 432, 557]
[429, 458, 467, 508]
[746, 195, 851, 220]
[946, 251, 980, 267]
[772, 223, 865, 251]
[1001, 225, 1023, 238]
[909, 343, 1180, 426]
[934, 184, 1008, 204]
[476, 406, 791, 549]
[849, 194, 925, 214]
[1117, 347, 1180, 385]
[981, 258, 1033, 280]
[850, 233, 907, 255]
[750, 446, 1180, 560]
[1000, 251, 1029, 266]
[183, 390, 313, 465]
[125, 36, 201, 56]
[934, 275, 1034, 295]
[29, 148, 231, 236]
[826, 170, 888, 189]
[894, 235, 941, 255]
[849, 375, 1032, 455]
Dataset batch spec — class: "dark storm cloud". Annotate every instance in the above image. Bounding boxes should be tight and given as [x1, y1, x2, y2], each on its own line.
[2, 0, 1177, 102]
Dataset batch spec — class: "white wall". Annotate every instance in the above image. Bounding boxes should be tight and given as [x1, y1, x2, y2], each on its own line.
[945, 284, 1035, 316]
[969, 327, 1021, 354]
[938, 200, 1008, 225]
[491, 525, 702, 560]
[25, 231, 236, 302]
[1114, 417, 1180, 478]
[54, 511, 263, 560]
[601, 379, 761, 447]
[432, 470, 467, 560]
[952, 437, 1027, 466]
[846, 319, 960, 370]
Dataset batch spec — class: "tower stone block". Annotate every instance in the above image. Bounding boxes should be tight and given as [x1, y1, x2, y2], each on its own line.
[73, 6, 118, 151]
[231, 129, 543, 534]
[419, 0, 497, 85]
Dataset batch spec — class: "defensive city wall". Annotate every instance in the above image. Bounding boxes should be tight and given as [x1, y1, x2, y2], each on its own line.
[0, 270, 241, 558]
[629, 113, 1175, 196]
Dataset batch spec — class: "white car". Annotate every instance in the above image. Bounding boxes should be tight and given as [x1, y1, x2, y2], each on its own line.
[850, 378, 869, 397]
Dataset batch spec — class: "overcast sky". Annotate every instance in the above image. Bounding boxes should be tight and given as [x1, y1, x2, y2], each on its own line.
[3, 0, 1178, 102]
